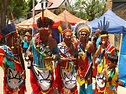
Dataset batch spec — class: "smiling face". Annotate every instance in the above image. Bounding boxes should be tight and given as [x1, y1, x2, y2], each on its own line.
[63, 32, 72, 44]
[79, 31, 88, 42]
[108, 60, 116, 69]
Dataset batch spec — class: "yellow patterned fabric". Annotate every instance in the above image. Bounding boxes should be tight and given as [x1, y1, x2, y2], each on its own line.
[97, 57, 106, 73]
[44, 59, 53, 70]
[76, 76, 85, 86]
[106, 67, 118, 87]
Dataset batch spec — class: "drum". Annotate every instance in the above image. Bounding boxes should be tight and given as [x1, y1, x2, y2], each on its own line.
[60, 58, 77, 90]
[6, 68, 24, 90]
[31, 57, 54, 91]
[32, 65, 53, 91]
[96, 73, 106, 89]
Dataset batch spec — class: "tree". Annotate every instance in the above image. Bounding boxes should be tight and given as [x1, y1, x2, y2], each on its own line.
[72, 0, 106, 21]
[0, 0, 8, 30]
[0, 0, 29, 30]
[26, 0, 38, 18]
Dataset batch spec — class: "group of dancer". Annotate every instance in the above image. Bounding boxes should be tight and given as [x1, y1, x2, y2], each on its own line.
[0, 16, 118, 94]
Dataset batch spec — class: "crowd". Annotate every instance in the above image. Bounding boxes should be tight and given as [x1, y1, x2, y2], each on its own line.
[0, 17, 118, 94]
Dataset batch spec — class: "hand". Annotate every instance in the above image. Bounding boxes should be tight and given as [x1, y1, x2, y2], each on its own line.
[92, 65, 95, 69]
[61, 57, 76, 61]
[27, 51, 33, 57]
[52, 54, 58, 60]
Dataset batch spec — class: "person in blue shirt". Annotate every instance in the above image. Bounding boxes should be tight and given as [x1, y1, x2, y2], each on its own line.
[22, 30, 32, 57]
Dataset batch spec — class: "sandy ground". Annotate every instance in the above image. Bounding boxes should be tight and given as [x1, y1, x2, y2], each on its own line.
[0, 62, 126, 94]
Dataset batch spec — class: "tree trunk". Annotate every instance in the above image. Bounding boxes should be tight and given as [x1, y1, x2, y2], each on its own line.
[0, 0, 8, 30]
[104, 0, 112, 12]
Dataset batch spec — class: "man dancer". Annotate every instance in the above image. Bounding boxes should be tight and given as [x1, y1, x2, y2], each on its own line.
[93, 18, 117, 94]
[74, 23, 95, 94]
[58, 26, 78, 94]
[0, 23, 26, 94]
[26, 17, 60, 94]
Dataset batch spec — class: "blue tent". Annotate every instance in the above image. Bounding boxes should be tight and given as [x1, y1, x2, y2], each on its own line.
[88, 9, 126, 33]
[118, 34, 126, 87]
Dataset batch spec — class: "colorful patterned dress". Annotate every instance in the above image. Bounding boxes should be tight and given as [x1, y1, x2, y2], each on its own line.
[0, 45, 26, 94]
[95, 44, 117, 94]
[57, 41, 78, 94]
[29, 35, 60, 94]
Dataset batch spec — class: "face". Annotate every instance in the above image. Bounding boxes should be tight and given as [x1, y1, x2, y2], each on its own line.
[40, 31, 49, 42]
[101, 36, 108, 45]
[95, 29, 101, 37]
[63, 32, 72, 43]
[108, 60, 116, 69]
[25, 32, 32, 43]
[7, 34, 17, 47]
[79, 31, 88, 42]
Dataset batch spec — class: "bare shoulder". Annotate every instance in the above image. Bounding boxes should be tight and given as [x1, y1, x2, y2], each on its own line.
[48, 38, 57, 44]
[87, 41, 93, 46]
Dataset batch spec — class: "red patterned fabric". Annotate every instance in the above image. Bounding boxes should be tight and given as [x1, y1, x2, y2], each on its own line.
[3, 72, 26, 94]
[63, 29, 72, 35]
[14, 58, 23, 72]
[30, 68, 58, 94]
[0, 48, 5, 66]
[77, 56, 91, 79]
[39, 29, 48, 33]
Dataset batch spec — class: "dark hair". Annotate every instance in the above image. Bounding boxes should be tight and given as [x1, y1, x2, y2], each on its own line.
[108, 55, 118, 63]
[101, 31, 108, 35]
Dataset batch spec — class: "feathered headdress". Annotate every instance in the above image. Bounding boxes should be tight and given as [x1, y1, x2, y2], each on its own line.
[58, 22, 72, 34]
[58, 13, 72, 35]
[74, 21, 91, 37]
[36, 17, 54, 32]
[2, 22, 17, 38]
[98, 17, 109, 37]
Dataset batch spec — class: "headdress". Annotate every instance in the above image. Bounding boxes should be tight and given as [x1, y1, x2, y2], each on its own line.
[98, 17, 109, 37]
[74, 21, 91, 37]
[58, 22, 72, 35]
[36, 17, 54, 33]
[1, 22, 17, 38]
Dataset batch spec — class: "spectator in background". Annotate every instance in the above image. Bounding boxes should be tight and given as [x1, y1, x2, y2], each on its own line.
[22, 29, 32, 57]
[95, 29, 101, 49]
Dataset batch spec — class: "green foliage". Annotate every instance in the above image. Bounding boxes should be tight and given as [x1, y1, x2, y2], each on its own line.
[73, 0, 106, 21]
[0, 0, 38, 29]
[7, 0, 29, 20]
[26, 0, 38, 18]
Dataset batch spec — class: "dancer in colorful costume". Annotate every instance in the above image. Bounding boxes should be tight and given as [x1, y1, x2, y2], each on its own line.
[57, 22, 78, 94]
[0, 23, 26, 94]
[26, 17, 60, 94]
[74, 22, 95, 94]
[93, 17, 117, 94]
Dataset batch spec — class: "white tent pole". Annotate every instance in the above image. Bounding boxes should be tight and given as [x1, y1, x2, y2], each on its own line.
[32, 0, 35, 36]
[118, 33, 123, 65]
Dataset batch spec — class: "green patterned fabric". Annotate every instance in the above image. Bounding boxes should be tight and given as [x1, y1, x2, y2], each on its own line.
[4, 57, 15, 70]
